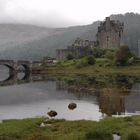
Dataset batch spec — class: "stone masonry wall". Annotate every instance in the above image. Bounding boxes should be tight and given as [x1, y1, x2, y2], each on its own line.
[56, 17, 124, 61]
[96, 17, 123, 49]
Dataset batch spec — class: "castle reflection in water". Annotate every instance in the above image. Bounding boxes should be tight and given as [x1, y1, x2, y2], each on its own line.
[56, 78, 140, 117]
[0, 74, 140, 117]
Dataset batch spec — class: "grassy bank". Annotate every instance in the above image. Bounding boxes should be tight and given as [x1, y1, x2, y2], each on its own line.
[0, 116, 140, 140]
[45, 65, 140, 76]
[36, 47, 140, 76]
[36, 56, 140, 76]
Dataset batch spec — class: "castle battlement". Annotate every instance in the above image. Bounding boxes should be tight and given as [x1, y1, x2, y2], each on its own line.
[98, 17, 123, 32]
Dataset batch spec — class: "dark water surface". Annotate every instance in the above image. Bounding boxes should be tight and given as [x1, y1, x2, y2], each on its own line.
[0, 67, 140, 121]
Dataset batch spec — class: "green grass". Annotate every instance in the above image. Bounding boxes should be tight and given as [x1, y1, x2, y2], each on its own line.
[0, 116, 140, 140]
[45, 65, 140, 76]
[38, 58, 140, 76]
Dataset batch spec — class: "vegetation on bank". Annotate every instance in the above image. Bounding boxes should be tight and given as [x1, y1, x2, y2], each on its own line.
[19, 47, 140, 140]
[44, 64, 140, 76]
[63, 45, 140, 67]
[53, 74, 140, 90]
[39, 46, 140, 75]
[0, 116, 140, 140]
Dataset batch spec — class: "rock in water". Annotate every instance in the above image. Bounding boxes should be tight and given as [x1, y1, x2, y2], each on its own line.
[47, 110, 58, 117]
[68, 103, 77, 110]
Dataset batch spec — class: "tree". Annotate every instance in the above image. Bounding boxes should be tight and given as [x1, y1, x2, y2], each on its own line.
[66, 54, 74, 60]
[115, 45, 132, 66]
[104, 50, 115, 60]
[86, 55, 95, 65]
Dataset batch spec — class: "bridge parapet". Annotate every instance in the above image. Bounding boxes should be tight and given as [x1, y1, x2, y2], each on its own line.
[0, 59, 43, 73]
[32, 61, 41, 63]
[0, 60, 16, 71]
[17, 60, 31, 65]
[0, 60, 14, 64]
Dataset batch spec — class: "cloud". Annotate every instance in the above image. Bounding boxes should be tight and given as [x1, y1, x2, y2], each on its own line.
[0, 0, 79, 27]
[0, 0, 139, 27]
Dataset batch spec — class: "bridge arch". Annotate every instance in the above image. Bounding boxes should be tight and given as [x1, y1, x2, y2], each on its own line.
[0, 60, 16, 81]
[0, 60, 32, 81]
[17, 61, 32, 81]
[4, 64, 16, 81]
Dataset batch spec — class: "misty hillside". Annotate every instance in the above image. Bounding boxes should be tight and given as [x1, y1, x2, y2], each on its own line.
[110, 13, 140, 55]
[0, 22, 100, 60]
[0, 13, 140, 60]
[0, 24, 56, 51]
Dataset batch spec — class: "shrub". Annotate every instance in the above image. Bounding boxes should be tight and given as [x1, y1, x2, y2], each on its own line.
[127, 132, 140, 140]
[0, 133, 21, 140]
[66, 54, 74, 60]
[76, 60, 88, 68]
[86, 55, 95, 65]
[115, 45, 132, 66]
[104, 51, 115, 60]
[27, 134, 49, 140]
[87, 76, 96, 84]
[127, 57, 135, 65]
[57, 61, 62, 66]
[93, 48, 105, 58]
[66, 78, 76, 85]
[124, 117, 133, 122]
[86, 127, 112, 140]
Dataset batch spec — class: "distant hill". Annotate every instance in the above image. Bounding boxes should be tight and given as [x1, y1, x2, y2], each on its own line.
[0, 22, 100, 60]
[110, 13, 140, 55]
[0, 12, 140, 60]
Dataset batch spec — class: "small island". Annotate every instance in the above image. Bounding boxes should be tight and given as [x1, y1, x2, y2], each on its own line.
[39, 17, 140, 76]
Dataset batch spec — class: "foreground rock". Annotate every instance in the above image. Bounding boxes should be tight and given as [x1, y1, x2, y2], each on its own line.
[40, 122, 52, 127]
[47, 110, 58, 117]
[68, 103, 77, 110]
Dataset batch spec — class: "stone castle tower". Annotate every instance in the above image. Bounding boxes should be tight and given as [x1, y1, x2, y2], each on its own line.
[56, 17, 124, 61]
[96, 17, 124, 49]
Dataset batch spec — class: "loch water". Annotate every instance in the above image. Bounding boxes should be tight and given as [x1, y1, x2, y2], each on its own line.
[0, 67, 140, 121]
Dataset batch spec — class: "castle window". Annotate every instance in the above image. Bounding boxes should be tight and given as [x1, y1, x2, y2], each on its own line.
[119, 32, 121, 37]
[107, 36, 109, 41]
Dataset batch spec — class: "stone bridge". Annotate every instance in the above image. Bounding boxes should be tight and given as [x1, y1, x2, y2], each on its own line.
[0, 60, 43, 81]
[0, 73, 45, 87]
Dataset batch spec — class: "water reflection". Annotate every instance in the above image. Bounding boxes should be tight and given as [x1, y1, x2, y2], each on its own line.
[125, 83, 140, 113]
[97, 88, 126, 116]
[0, 64, 31, 84]
[55, 76, 140, 118]
[0, 65, 9, 81]
[0, 73, 140, 121]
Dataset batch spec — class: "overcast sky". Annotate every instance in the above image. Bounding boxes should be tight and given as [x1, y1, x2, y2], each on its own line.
[0, 0, 140, 27]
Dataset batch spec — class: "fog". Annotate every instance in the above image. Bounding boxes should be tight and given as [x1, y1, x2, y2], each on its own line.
[0, 0, 140, 27]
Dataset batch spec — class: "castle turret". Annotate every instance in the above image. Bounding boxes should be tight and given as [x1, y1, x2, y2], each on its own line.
[105, 17, 111, 31]
[96, 17, 124, 49]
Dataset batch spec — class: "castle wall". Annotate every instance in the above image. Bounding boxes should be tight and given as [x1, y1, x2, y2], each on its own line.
[96, 17, 123, 49]
[56, 17, 124, 61]
[56, 38, 94, 61]
[97, 30, 121, 49]
[56, 49, 73, 61]
[56, 47, 92, 61]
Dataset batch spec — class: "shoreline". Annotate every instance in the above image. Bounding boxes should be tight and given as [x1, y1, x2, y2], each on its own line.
[36, 65, 140, 76]
[0, 116, 140, 139]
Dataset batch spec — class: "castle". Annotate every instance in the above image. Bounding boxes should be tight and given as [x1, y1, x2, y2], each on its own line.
[56, 17, 124, 61]
[56, 38, 98, 61]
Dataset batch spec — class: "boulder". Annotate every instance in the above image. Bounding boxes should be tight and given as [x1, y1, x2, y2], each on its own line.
[68, 103, 77, 110]
[47, 110, 58, 117]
